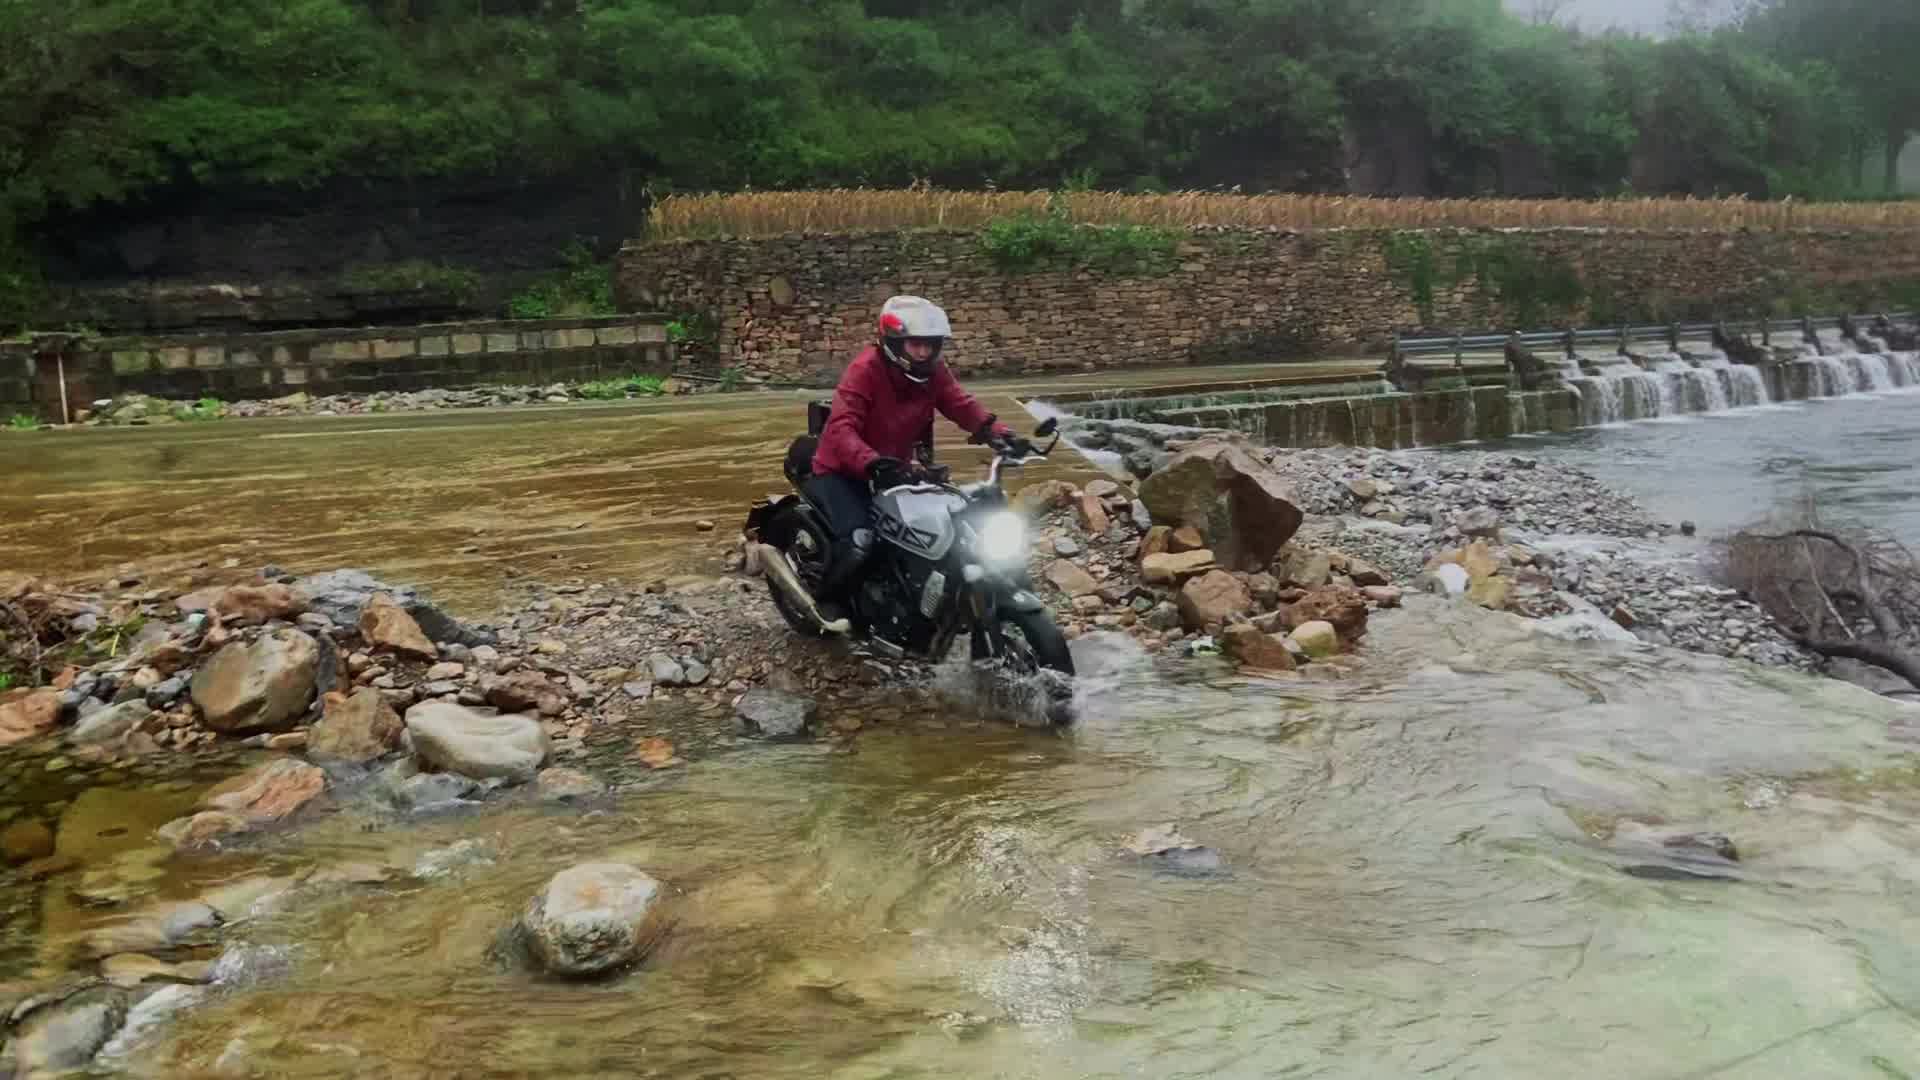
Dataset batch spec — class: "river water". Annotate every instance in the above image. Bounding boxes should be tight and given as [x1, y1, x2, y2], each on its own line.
[1515, 389, 1920, 548]
[7, 381, 1920, 1077]
[66, 603, 1920, 1078]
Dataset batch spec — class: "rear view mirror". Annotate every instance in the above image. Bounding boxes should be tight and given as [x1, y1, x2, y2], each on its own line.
[1034, 417, 1059, 438]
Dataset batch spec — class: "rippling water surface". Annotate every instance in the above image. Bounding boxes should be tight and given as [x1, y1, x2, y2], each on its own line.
[59, 601, 1915, 1078]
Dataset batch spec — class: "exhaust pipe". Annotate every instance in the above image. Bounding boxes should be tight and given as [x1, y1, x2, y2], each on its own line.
[746, 542, 850, 635]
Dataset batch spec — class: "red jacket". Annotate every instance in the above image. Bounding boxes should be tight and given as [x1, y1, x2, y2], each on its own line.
[813, 346, 1011, 479]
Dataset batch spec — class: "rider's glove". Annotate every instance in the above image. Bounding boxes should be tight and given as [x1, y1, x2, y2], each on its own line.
[867, 456, 914, 491]
[1001, 435, 1038, 458]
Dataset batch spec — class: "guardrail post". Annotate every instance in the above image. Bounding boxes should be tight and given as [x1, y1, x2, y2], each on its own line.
[1452, 333, 1463, 375]
[1667, 322, 1680, 352]
[1562, 327, 1575, 359]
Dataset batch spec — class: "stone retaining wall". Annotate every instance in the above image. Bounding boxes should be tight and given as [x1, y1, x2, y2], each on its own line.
[0, 315, 674, 420]
[616, 227, 1920, 381]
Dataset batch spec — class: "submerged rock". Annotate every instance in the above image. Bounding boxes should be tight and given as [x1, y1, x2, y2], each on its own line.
[199, 759, 327, 824]
[0, 986, 129, 1075]
[2, 821, 55, 864]
[405, 702, 548, 783]
[83, 900, 220, 957]
[536, 767, 607, 800]
[520, 863, 670, 977]
[394, 772, 482, 810]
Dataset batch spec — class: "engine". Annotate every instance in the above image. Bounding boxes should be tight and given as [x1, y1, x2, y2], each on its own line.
[855, 554, 950, 656]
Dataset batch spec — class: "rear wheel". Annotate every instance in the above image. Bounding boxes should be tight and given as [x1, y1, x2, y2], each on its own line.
[765, 508, 833, 638]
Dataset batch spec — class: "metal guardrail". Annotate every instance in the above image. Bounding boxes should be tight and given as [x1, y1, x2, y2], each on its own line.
[1391, 311, 1918, 366]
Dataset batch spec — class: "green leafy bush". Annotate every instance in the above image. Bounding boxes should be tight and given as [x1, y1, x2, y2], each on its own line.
[507, 243, 615, 319]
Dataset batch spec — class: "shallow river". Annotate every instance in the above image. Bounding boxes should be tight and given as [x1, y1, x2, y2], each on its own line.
[1514, 389, 1920, 549]
[6, 378, 1920, 1077]
[22, 603, 1916, 1078]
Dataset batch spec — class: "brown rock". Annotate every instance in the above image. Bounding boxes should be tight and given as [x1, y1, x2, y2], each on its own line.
[213, 584, 308, 625]
[21, 853, 80, 880]
[158, 811, 250, 850]
[1084, 478, 1125, 500]
[1286, 585, 1370, 639]
[1245, 572, 1280, 608]
[174, 586, 223, 613]
[1043, 560, 1101, 598]
[1074, 493, 1111, 535]
[1362, 585, 1404, 608]
[265, 731, 307, 751]
[1468, 575, 1512, 611]
[1169, 525, 1206, 553]
[1011, 479, 1077, 518]
[1137, 440, 1303, 569]
[0, 688, 61, 748]
[308, 687, 403, 762]
[484, 670, 571, 717]
[2, 821, 55, 864]
[1460, 541, 1501, 583]
[1610, 603, 1638, 629]
[200, 758, 327, 823]
[1071, 595, 1106, 614]
[1272, 545, 1333, 589]
[190, 629, 320, 733]
[358, 594, 438, 659]
[425, 661, 466, 681]
[1343, 556, 1390, 588]
[1141, 549, 1217, 586]
[1220, 624, 1296, 672]
[1140, 526, 1173, 558]
[1176, 570, 1252, 630]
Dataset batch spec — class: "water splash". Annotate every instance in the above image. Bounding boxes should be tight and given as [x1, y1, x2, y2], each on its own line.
[1847, 353, 1895, 392]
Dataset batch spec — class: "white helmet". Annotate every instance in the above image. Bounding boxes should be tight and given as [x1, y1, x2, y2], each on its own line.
[877, 295, 951, 383]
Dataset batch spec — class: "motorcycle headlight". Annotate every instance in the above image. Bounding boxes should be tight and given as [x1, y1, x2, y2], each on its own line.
[978, 511, 1026, 563]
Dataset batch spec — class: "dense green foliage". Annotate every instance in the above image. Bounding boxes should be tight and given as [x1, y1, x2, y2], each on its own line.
[0, 0, 1912, 312]
[977, 199, 1179, 273]
[505, 242, 616, 318]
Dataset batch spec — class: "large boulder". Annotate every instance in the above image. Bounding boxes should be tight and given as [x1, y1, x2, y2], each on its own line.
[359, 594, 438, 660]
[0, 688, 61, 747]
[1138, 440, 1303, 570]
[1290, 620, 1341, 658]
[190, 629, 320, 733]
[1176, 570, 1252, 631]
[520, 863, 671, 977]
[200, 758, 328, 823]
[405, 702, 548, 783]
[308, 687, 404, 763]
[735, 689, 816, 739]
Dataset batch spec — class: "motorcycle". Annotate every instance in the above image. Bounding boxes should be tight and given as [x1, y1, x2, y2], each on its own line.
[742, 404, 1075, 721]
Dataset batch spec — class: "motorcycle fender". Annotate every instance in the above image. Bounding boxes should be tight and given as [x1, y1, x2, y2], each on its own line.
[743, 495, 802, 543]
[997, 586, 1046, 613]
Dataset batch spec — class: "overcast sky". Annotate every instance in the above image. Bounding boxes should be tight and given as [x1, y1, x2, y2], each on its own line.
[1506, 0, 1683, 32]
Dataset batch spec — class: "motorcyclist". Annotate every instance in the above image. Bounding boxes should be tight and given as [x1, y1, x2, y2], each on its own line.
[809, 295, 1033, 614]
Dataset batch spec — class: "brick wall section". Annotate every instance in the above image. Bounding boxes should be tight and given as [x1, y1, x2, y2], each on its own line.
[0, 314, 675, 419]
[615, 227, 1920, 381]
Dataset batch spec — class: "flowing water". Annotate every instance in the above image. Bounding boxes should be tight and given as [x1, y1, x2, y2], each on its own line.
[1567, 351, 1920, 426]
[33, 603, 1920, 1078]
[8, 372, 1920, 1077]
[1518, 387, 1920, 548]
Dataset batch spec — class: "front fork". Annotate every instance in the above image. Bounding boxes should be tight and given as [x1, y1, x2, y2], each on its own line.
[966, 574, 1043, 662]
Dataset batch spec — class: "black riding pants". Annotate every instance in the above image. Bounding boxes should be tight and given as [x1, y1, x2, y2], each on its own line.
[805, 471, 874, 600]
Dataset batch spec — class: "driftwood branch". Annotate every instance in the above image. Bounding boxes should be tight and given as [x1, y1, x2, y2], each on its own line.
[1717, 517, 1920, 695]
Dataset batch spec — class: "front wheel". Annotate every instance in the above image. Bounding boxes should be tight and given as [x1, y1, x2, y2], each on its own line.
[996, 607, 1075, 678]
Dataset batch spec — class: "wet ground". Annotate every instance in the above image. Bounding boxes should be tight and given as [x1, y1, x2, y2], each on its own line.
[0, 364, 1366, 613]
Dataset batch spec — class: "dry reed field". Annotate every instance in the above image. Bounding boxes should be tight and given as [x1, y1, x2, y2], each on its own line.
[648, 189, 1920, 239]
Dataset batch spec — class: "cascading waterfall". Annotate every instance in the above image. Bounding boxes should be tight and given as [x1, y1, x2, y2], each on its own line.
[1845, 352, 1895, 392]
[1811, 356, 1854, 397]
[1695, 355, 1771, 406]
[1890, 353, 1920, 386]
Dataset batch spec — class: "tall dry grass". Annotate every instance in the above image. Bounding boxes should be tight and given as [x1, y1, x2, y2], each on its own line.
[648, 189, 1920, 239]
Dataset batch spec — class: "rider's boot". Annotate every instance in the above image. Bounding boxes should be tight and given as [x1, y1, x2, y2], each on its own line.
[813, 528, 874, 632]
